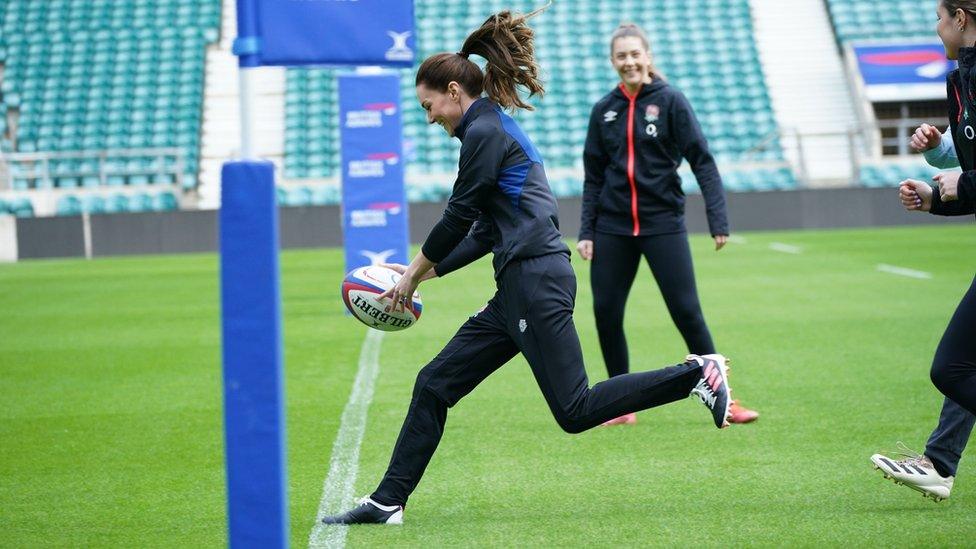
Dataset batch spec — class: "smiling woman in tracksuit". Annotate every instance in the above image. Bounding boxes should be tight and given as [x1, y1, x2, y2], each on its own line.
[320, 8, 736, 526]
[577, 23, 757, 426]
[871, 0, 976, 503]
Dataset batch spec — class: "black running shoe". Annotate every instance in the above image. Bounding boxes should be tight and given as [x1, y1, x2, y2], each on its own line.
[320, 496, 404, 525]
[687, 354, 732, 429]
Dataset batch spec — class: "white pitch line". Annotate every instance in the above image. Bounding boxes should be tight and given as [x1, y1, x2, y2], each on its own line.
[768, 242, 802, 255]
[877, 264, 932, 280]
[727, 235, 748, 244]
[308, 328, 385, 549]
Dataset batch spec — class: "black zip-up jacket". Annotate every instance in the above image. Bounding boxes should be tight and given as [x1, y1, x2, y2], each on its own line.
[422, 98, 569, 279]
[579, 80, 729, 240]
[931, 46, 976, 217]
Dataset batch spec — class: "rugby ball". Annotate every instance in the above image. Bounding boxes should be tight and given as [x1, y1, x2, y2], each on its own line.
[341, 265, 422, 331]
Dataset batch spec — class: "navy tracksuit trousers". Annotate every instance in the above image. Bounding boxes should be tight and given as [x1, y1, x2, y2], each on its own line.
[926, 275, 976, 477]
[371, 253, 704, 506]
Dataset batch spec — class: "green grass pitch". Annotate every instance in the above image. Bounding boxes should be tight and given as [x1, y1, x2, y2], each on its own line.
[2, 225, 976, 546]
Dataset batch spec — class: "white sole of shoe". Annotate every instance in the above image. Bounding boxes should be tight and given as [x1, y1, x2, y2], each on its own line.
[385, 509, 404, 524]
[870, 457, 949, 502]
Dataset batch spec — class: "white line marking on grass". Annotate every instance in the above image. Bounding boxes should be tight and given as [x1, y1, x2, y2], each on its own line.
[877, 264, 932, 280]
[727, 235, 748, 244]
[308, 328, 385, 549]
[768, 242, 802, 254]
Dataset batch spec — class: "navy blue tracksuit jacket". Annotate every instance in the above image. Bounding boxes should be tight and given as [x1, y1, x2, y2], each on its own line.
[423, 97, 567, 277]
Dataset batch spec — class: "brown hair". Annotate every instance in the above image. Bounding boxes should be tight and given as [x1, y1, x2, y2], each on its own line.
[415, 2, 550, 111]
[610, 23, 663, 80]
[943, 0, 976, 18]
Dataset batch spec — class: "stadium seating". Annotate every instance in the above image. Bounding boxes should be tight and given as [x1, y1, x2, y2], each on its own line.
[53, 191, 179, 216]
[826, 0, 931, 43]
[0, 0, 220, 193]
[284, 0, 789, 195]
[283, 70, 340, 180]
[858, 161, 940, 188]
[274, 185, 342, 207]
[0, 196, 35, 217]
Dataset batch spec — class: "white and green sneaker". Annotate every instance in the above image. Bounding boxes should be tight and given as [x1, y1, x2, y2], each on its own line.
[870, 443, 954, 502]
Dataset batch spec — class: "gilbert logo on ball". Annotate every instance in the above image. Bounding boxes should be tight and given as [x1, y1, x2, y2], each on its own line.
[341, 266, 423, 331]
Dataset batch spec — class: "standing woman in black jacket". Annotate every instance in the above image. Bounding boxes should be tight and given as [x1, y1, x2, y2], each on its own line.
[873, 0, 976, 502]
[320, 8, 738, 526]
[578, 23, 757, 426]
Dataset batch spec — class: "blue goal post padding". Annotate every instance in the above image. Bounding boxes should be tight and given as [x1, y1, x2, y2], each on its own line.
[234, 0, 415, 68]
[219, 160, 288, 548]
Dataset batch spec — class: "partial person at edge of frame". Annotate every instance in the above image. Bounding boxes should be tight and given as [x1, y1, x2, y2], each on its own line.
[871, 0, 976, 503]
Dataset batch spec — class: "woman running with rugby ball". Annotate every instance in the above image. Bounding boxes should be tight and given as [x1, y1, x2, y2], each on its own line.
[322, 7, 738, 525]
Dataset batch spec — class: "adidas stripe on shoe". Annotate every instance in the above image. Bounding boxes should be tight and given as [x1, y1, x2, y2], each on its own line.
[870, 443, 953, 502]
[687, 354, 732, 429]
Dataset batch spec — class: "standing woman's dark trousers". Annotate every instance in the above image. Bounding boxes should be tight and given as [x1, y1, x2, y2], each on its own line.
[590, 231, 715, 378]
[930, 275, 976, 416]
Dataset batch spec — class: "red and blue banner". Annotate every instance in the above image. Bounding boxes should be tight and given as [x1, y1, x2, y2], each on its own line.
[852, 42, 956, 101]
[339, 73, 410, 273]
[235, 0, 415, 67]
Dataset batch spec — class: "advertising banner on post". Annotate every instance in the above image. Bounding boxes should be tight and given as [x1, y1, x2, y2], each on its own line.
[339, 73, 410, 273]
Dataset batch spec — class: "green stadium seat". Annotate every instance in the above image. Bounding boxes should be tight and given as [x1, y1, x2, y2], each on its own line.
[10, 198, 34, 217]
[310, 185, 340, 205]
[128, 193, 153, 212]
[153, 191, 178, 211]
[82, 195, 106, 214]
[1, 0, 220, 207]
[858, 162, 935, 187]
[285, 187, 313, 207]
[826, 0, 930, 42]
[104, 193, 129, 213]
[128, 174, 150, 186]
[56, 195, 82, 216]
